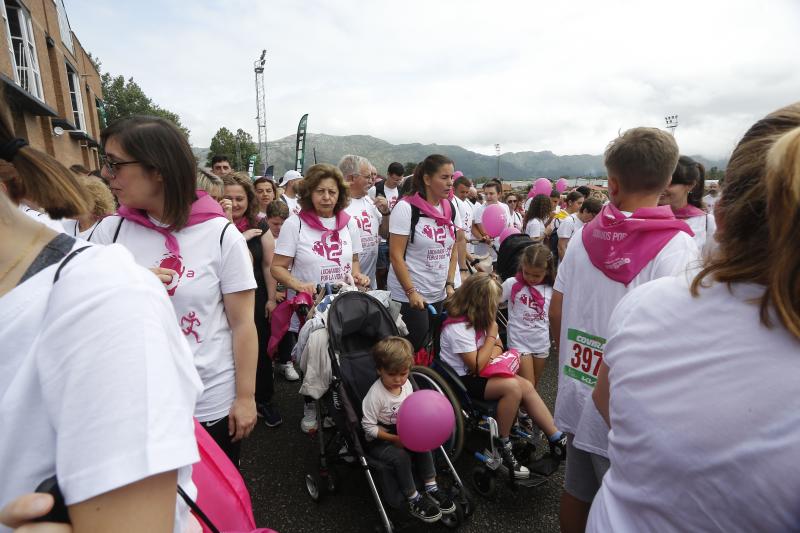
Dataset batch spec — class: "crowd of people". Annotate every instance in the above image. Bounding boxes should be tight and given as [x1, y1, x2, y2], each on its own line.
[2, 93, 799, 533]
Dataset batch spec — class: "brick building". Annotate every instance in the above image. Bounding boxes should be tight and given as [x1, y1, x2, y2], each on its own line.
[1, 0, 103, 170]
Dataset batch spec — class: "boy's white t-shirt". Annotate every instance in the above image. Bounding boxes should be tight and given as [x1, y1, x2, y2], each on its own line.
[525, 218, 546, 239]
[361, 379, 413, 441]
[684, 213, 717, 257]
[368, 183, 400, 244]
[454, 196, 475, 244]
[473, 202, 511, 259]
[587, 276, 800, 533]
[0, 243, 201, 533]
[19, 204, 65, 233]
[345, 195, 382, 289]
[387, 200, 456, 303]
[557, 213, 583, 240]
[90, 215, 256, 422]
[501, 279, 552, 353]
[553, 223, 698, 457]
[439, 321, 485, 377]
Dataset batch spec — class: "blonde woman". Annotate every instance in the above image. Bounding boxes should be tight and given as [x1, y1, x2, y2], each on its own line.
[61, 175, 115, 240]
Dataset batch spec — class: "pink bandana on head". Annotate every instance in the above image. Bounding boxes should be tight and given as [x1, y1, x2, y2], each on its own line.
[298, 208, 351, 244]
[404, 192, 453, 227]
[510, 272, 545, 311]
[582, 203, 694, 285]
[672, 204, 707, 219]
[117, 190, 225, 257]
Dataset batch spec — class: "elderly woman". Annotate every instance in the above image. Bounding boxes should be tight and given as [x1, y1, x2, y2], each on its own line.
[271, 163, 369, 432]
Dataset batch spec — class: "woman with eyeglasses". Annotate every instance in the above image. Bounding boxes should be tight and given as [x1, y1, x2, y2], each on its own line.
[89, 116, 258, 465]
[504, 192, 523, 230]
[0, 98, 201, 531]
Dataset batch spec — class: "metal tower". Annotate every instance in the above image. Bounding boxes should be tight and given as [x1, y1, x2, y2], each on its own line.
[665, 114, 679, 136]
[254, 50, 267, 175]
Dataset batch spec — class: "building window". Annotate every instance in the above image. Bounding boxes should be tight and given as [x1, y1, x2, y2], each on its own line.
[1, 1, 44, 101]
[65, 63, 85, 130]
[53, 0, 72, 53]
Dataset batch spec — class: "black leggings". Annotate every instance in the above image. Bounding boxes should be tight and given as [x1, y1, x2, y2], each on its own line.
[201, 415, 241, 466]
[399, 300, 444, 352]
[254, 295, 273, 405]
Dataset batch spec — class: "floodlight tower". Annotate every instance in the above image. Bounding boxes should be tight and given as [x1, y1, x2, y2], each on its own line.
[495, 143, 501, 179]
[254, 50, 267, 175]
[665, 114, 679, 136]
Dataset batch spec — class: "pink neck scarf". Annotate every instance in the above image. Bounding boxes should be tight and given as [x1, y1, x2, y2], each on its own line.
[298, 209, 351, 244]
[582, 203, 693, 285]
[672, 204, 706, 219]
[234, 216, 251, 233]
[117, 190, 225, 257]
[404, 193, 453, 227]
[510, 272, 545, 311]
[442, 315, 482, 343]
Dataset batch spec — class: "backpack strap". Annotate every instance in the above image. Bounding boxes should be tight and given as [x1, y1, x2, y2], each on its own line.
[404, 200, 457, 258]
[219, 222, 232, 247]
[375, 180, 386, 198]
[112, 217, 124, 243]
[53, 246, 91, 283]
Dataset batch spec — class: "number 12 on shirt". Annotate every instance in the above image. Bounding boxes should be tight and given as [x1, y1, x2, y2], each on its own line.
[564, 328, 606, 388]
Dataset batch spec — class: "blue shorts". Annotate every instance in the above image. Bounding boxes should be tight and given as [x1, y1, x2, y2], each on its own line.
[376, 240, 390, 270]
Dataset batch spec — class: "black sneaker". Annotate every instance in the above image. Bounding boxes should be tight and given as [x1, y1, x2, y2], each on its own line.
[427, 488, 456, 514]
[257, 403, 283, 428]
[549, 433, 567, 461]
[500, 441, 530, 479]
[408, 494, 442, 523]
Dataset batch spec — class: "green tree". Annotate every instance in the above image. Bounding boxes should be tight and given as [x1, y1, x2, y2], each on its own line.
[100, 73, 190, 137]
[403, 162, 417, 175]
[207, 127, 259, 172]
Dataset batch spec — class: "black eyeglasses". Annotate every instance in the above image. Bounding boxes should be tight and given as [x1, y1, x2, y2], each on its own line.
[101, 156, 141, 177]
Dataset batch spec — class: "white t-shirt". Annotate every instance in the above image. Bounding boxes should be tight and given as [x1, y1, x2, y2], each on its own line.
[553, 224, 699, 457]
[587, 276, 800, 533]
[439, 321, 485, 377]
[525, 218, 546, 239]
[501, 279, 552, 353]
[473, 202, 511, 259]
[453, 196, 475, 244]
[387, 200, 456, 303]
[557, 213, 583, 240]
[346, 195, 382, 289]
[684, 213, 717, 258]
[281, 194, 301, 216]
[368, 183, 400, 244]
[19, 203, 65, 233]
[702, 193, 718, 211]
[509, 210, 523, 230]
[0, 242, 201, 533]
[361, 379, 413, 441]
[61, 218, 100, 241]
[90, 215, 256, 422]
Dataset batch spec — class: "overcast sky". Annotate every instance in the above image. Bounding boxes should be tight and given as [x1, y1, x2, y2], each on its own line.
[67, 0, 799, 159]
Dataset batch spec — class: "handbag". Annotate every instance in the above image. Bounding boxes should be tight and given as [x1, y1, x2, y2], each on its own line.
[479, 349, 521, 378]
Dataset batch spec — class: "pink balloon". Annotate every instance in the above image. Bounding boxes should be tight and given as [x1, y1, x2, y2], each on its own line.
[498, 226, 521, 245]
[556, 178, 568, 193]
[533, 178, 553, 197]
[397, 390, 456, 452]
[481, 203, 508, 238]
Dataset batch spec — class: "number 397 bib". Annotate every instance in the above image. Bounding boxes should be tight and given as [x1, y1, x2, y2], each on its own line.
[563, 328, 606, 388]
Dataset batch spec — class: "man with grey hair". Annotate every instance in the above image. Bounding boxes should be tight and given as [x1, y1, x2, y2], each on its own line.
[339, 155, 389, 288]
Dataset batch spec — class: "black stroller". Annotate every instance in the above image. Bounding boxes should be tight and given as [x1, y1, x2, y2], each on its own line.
[304, 291, 471, 532]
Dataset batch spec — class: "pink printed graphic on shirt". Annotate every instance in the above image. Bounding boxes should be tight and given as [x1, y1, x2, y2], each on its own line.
[519, 293, 547, 320]
[158, 254, 185, 296]
[312, 232, 343, 265]
[422, 224, 454, 248]
[358, 210, 373, 235]
[180, 311, 202, 342]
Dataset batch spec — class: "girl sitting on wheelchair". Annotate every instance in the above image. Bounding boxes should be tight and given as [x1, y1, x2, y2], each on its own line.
[439, 273, 566, 478]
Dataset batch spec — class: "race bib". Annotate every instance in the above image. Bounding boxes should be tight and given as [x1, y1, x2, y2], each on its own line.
[563, 328, 606, 387]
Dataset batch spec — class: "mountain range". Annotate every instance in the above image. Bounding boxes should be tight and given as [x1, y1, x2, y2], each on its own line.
[193, 133, 727, 179]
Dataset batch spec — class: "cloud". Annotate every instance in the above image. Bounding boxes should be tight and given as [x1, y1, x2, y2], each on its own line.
[67, 0, 800, 159]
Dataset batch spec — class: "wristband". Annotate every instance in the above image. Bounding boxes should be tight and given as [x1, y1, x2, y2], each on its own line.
[405, 286, 417, 296]
[445, 281, 455, 288]
[459, 268, 468, 272]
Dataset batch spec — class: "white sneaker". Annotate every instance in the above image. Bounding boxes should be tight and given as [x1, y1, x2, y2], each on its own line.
[301, 402, 318, 434]
[281, 362, 300, 381]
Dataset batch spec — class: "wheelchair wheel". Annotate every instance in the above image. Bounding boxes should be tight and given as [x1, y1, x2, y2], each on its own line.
[410, 365, 465, 461]
[471, 466, 497, 499]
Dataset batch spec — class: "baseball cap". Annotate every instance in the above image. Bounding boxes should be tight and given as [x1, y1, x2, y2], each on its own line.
[280, 170, 303, 186]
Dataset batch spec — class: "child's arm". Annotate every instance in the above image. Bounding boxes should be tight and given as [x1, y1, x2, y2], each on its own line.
[461, 323, 503, 374]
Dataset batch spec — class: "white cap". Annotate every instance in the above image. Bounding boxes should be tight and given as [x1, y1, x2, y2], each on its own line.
[281, 170, 302, 186]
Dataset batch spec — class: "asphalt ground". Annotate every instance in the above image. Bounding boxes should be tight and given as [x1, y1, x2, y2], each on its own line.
[242, 354, 563, 533]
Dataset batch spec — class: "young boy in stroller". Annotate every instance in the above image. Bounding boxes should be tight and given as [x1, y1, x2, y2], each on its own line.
[361, 337, 456, 523]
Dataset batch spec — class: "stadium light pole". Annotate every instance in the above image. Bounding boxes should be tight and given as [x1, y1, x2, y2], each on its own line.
[665, 114, 679, 136]
[495, 143, 501, 180]
[254, 50, 268, 175]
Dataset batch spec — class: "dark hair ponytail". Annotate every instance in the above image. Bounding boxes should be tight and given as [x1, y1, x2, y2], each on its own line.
[411, 154, 454, 197]
[672, 155, 706, 208]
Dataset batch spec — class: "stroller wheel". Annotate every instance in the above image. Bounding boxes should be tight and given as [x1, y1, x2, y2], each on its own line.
[305, 474, 322, 502]
[440, 503, 464, 529]
[455, 488, 475, 517]
[471, 466, 497, 498]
